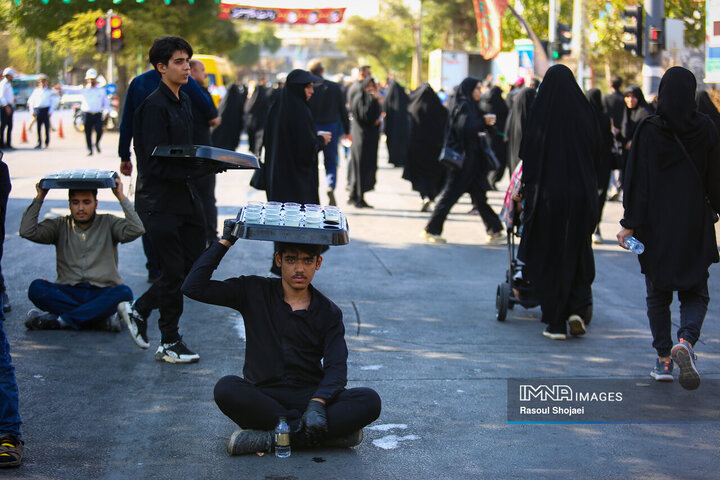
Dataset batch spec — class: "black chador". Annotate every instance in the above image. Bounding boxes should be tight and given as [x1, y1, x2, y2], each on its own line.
[383, 80, 410, 167]
[347, 77, 381, 207]
[211, 84, 247, 151]
[504, 87, 535, 176]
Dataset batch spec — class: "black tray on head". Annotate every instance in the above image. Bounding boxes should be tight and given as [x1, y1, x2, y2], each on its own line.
[230, 206, 350, 246]
[39, 169, 118, 189]
[151, 145, 259, 173]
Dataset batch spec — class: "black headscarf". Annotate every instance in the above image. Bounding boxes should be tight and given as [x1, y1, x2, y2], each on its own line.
[696, 89, 720, 135]
[210, 84, 246, 150]
[263, 69, 323, 203]
[505, 87, 535, 173]
[518, 64, 600, 309]
[480, 86, 508, 132]
[452, 77, 480, 112]
[402, 83, 448, 199]
[621, 85, 652, 141]
[383, 80, 410, 167]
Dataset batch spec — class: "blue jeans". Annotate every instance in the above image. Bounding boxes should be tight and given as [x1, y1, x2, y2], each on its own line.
[28, 280, 133, 329]
[0, 295, 21, 438]
[316, 122, 340, 191]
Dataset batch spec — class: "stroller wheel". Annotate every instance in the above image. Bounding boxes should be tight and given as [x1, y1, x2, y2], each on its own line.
[496, 282, 510, 322]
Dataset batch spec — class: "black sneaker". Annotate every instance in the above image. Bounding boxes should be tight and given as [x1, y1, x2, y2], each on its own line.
[650, 359, 674, 382]
[2, 292, 11, 313]
[327, 189, 336, 206]
[0, 434, 23, 468]
[323, 429, 364, 448]
[120, 301, 149, 349]
[671, 340, 700, 390]
[24, 308, 63, 330]
[154, 339, 199, 363]
[227, 428, 273, 455]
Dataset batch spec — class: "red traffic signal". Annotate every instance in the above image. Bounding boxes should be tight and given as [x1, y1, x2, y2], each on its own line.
[95, 17, 106, 29]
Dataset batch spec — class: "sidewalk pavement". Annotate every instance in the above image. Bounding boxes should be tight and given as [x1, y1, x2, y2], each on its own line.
[0, 122, 718, 479]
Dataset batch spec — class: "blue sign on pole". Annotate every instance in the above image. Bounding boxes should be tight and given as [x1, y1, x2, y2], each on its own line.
[106, 83, 117, 95]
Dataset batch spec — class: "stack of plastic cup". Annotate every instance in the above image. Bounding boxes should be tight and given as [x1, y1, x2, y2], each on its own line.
[304, 205, 323, 228]
[244, 201, 263, 224]
[264, 202, 282, 225]
[323, 206, 340, 224]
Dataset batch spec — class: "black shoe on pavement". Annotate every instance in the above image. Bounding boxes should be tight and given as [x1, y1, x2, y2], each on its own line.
[34, 144, 41, 150]
[322, 429, 364, 448]
[355, 199, 373, 209]
[650, 359, 674, 382]
[2, 292, 11, 312]
[154, 339, 199, 363]
[0, 434, 23, 468]
[122, 301, 149, 349]
[87, 150, 93, 156]
[24, 308, 62, 330]
[227, 428, 273, 455]
[95, 143, 101, 153]
[327, 189, 336, 206]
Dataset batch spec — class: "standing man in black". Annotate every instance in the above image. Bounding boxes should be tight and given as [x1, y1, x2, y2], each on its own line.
[189, 59, 220, 245]
[307, 60, 351, 206]
[125, 36, 205, 364]
[602, 75, 625, 130]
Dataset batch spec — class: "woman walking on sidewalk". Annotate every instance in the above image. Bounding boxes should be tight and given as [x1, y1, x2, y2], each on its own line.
[618, 67, 720, 390]
[518, 64, 600, 340]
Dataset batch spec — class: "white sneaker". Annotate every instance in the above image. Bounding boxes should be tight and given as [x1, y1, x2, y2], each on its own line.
[568, 314, 587, 336]
[592, 233, 603, 244]
[154, 339, 200, 364]
[486, 231, 506, 244]
[419, 230, 447, 244]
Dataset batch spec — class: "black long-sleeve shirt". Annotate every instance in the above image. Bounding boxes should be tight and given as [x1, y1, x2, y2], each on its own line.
[182, 242, 348, 400]
[309, 78, 350, 133]
[133, 81, 201, 214]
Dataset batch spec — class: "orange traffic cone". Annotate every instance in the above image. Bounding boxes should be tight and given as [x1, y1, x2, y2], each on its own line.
[58, 119, 64, 139]
[20, 122, 27, 143]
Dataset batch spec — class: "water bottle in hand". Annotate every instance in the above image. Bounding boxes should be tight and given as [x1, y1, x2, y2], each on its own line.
[624, 236, 645, 254]
[274, 416, 291, 458]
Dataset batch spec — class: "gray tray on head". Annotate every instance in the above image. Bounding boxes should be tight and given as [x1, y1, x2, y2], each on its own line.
[230, 207, 349, 246]
[151, 145, 259, 172]
[39, 169, 118, 189]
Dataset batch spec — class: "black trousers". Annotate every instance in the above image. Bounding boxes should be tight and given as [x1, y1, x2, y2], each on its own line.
[0, 106, 13, 148]
[195, 173, 217, 244]
[83, 112, 103, 151]
[646, 276, 709, 357]
[425, 167, 502, 235]
[34, 107, 50, 146]
[135, 211, 204, 344]
[214, 376, 381, 443]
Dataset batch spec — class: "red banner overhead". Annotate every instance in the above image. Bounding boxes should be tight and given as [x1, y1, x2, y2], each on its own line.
[473, 0, 508, 60]
[218, 4, 346, 24]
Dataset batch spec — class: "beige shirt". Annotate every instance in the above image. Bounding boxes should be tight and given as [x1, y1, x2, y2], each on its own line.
[19, 197, 145, 287]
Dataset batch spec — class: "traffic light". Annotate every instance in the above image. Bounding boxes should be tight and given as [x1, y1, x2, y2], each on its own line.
[622, 6, 644, 57]
[110, 16, 124, 52]
[555, 23, 571, 58]
[95, 17, 108, 53]
[648, 27, 663, 55]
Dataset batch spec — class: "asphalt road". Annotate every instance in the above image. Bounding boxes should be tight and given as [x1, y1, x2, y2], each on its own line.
[1, 109, 719, 479]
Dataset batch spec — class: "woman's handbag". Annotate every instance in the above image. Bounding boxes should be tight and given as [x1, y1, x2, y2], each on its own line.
[439, 146, 465, 170]
[438, 105, 465, 170]
[479, 132, 501, 172]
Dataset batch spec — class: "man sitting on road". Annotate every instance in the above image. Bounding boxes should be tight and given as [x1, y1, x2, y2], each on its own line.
[182, 223, 381, 455]
[19, 177, 144, 331]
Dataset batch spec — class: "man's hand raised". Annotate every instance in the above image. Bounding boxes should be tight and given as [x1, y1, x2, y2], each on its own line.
[35, 182, 48, 201]
[112, 177, 126, 202]
[220, 218, 239, 248]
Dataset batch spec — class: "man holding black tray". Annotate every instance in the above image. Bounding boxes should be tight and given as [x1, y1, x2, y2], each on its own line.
[181, 224, 381, 455]
[19, 177, 144, 331]
[125, 36, 207, 364]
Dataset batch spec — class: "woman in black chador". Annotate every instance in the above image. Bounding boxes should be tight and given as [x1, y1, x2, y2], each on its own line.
[480, 85, 509, 187]
[585, 87, 615, 244]
[618, 67, 720, 389]
[211, 84, 247, 151]
[620, 85, 653, 172]
[263, 69, 329, 205]
[695, 89, 720, 135]
[348, 77, 382, 208]
[383, 79, 410, 167]
[504, 86, 536, 177]
[244, 80, 270, 157]
[402, 83, 448, 211]
[518, 64, 600, 340]
[421, 77, 503, 244]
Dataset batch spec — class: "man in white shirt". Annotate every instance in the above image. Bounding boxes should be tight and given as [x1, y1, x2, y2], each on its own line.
[81, 69, 110, 156]
[0, 68, 15, 150]
[27, 74, 53, 149]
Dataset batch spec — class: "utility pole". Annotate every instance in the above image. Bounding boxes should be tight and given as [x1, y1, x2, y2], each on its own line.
[106, 9, 115, 84]
[411, 0, 423, 89]
[572, 0, 585, 87]
[35, 39, 41, 74]
[548, 0, 559, 64]
[643, 0, 663, 96]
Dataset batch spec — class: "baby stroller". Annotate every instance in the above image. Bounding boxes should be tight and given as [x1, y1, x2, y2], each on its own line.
[495, 163, 539, 322]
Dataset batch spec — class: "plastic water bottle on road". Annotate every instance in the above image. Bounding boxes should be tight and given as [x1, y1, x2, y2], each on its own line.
[624, 236, 645, 254]
[274, 416, 291, 458]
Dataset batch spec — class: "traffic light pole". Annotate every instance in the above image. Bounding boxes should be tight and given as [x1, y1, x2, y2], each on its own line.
[106, 10, 114, 84]
[548, 0, 558, 64]
[572, 0, 584, 87]
[643, 0, 663, 96]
